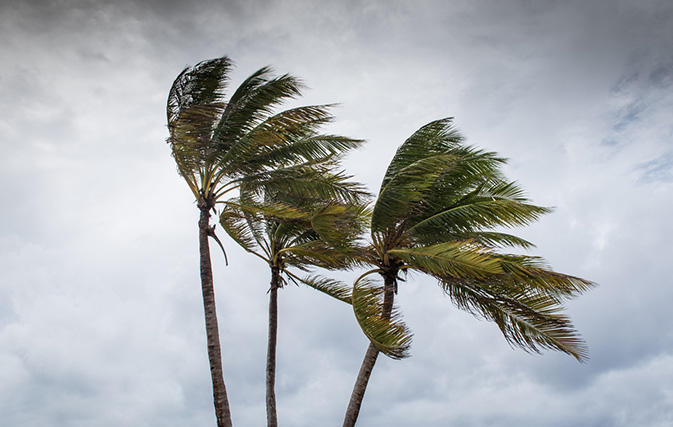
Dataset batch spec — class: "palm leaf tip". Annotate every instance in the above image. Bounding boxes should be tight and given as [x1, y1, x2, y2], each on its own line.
[504, 315, 590, 363]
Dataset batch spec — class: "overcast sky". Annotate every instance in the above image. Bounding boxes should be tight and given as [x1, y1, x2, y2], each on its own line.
[1, 0, 672, 426]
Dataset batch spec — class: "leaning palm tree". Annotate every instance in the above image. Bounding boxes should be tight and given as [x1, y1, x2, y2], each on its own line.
[220, 165, 369, 427]
[166, 56, 363, 427]
[342, 118, 595, 427]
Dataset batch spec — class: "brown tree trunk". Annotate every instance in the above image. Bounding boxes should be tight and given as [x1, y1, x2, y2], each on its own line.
[266, 266, 280, 427]
[342, 271, 397, 427]
[199, 205, 234, 427]
[342, 342, 379, 427]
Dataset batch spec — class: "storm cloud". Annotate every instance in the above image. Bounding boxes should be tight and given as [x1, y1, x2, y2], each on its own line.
[1, 1, 672, 426]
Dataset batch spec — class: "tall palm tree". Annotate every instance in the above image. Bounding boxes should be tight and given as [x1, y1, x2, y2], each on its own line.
[166, 56, 362, 427]
[220, 164, 369, 427]
[341, 118, 595, 427]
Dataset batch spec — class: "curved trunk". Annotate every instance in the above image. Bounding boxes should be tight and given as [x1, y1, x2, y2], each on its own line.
[266, 266, 281, 427]
[342, 271, 397, 427]
[199, 206, 234, 427]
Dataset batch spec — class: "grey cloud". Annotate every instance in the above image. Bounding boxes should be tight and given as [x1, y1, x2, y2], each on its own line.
[1, 0, 673, 426]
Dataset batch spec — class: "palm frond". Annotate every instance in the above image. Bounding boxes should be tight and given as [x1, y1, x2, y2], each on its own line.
[442, 277, 589, 361]
[494, 254, 596, 299]
[225, 198, 312, 221]
[240, 165, 369, 205]
[409, 197, 552, 237]
[352, 275, 413, 359]
[282, 243, 351, 270]
[247, 134, 364, 171]
[168, 103, 224, 167]
[311, 202, 370, 252]
[411, 230, 537, 249]
[214, 70, 305, 152]
[167, 57, 232, 129]
[296, 275, 352, 304]
[380, 118, 464, 190]
[371, 153, 459, 232]
[406, 153, 505, 219]
[215, 105, 335, 172]
[389, 242, 503, 280]
[218, 203, 262, 254]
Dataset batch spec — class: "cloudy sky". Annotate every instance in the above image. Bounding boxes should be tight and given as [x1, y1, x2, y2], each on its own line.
[1, 0, 672, 426]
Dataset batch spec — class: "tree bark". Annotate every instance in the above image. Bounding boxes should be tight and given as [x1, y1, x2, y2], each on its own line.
[342, 342, 379, 427]
[342, 271, 397, 427]
[199, 205, 234, 427]
[266, 266, 280, 427]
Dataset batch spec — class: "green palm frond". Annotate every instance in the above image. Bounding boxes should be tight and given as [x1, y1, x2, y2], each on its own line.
[167, 57, 232, 128]
[408, 197, 552, 237]
[442, 277, 589, 361]
[225, 198, 312, 221]
[352, 275, 413, 360]
[219, 204, 262, 254]
[215, 69, 304, 147]
[411, 230, 537, 249]
[216, 105, 336, 172]
[166, 57, 322, 206]
[389, 242, 503, 280]
[166, 58, 232, 189]
[238, 104, 335, 148]
[222, 196, 271, 253]
[371, 153, 459, 232]
[296, 275, 352, 304]
[168, 103, 225, 197]
[281, 242, 351, 270]
[216, 139, 369, 282]
[311, 202, 370, 252]
[380, 118, 464, 189]
[272, 220, 315, 247]
[249, 134, 364, 171]
[494, 254, 596, 299]
[423, 150, 508, 204]
[239, 164, 369, 205]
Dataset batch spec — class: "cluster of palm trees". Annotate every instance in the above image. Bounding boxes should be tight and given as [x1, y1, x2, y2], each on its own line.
[165, 56, 593, 427]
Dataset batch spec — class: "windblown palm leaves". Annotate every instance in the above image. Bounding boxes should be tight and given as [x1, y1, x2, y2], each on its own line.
[167, 57, 362, 208]
[220, 167, 369, 427]
[167, 57, 592, 427]
[355, 117, 593, 359]
[166, 56, 366, 427]
[219, 171, 370, 289]
[343, 118, 594, 427]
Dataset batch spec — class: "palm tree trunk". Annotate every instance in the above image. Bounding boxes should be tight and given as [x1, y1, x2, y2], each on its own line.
[266, 266, 281, 427]
[342, 272, 397, 427]
[342, 342, 379, 427]
[199, 205, 234, 427]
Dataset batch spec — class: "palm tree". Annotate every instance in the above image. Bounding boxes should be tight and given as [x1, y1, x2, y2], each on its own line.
[220, 164, 369, 427]
[341, 118, 595, 427]
[166, 56, 363, 427]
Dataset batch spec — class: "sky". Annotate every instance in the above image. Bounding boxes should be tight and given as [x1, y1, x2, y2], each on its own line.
[1, 0, 672, 426]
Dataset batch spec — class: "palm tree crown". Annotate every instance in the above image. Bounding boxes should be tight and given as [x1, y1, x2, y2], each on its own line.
[167, 56, 361, 210]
